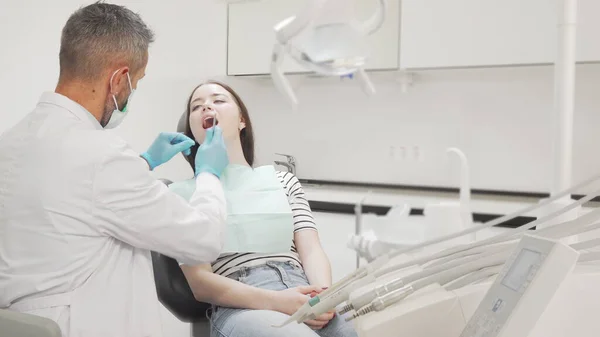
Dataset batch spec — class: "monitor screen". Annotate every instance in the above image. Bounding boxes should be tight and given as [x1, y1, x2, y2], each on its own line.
[501, 249, 542, 291]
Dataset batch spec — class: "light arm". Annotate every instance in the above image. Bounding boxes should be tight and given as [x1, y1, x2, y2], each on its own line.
[358, 0, 387, 36]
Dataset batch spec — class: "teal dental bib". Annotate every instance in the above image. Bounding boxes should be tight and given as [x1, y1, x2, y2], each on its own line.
[169, 165, 294, 254]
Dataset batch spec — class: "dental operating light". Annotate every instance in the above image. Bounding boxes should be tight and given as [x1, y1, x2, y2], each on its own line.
[271, 0, 387, 107]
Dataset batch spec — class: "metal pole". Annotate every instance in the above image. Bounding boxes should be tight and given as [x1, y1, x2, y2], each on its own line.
[552, 0, 578, 196]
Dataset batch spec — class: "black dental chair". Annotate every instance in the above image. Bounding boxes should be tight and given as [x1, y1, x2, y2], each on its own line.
[152, 178, 212, 336]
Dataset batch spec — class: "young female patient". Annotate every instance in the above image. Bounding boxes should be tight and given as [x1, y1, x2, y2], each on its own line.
[169, 81, 358, 337]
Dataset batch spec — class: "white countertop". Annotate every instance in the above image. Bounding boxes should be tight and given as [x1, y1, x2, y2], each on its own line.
[303, 183, 543, 216]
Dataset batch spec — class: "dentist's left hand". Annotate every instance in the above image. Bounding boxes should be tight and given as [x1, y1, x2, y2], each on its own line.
[141, 132, 195, 170]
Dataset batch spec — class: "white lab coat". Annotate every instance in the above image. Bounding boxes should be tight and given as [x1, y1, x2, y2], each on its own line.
[0, 92, 227, 337]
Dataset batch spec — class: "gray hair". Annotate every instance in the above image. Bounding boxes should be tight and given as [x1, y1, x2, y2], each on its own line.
[59, 1, 155, 80]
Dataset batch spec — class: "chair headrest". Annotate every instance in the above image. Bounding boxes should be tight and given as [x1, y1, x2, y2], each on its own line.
[177, 111, 187, 134]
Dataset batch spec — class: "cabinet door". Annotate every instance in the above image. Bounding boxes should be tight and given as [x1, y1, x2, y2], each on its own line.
[576, 0, 600, 62]
[227, 0, 400, 76]
[400, 0, 600, 69]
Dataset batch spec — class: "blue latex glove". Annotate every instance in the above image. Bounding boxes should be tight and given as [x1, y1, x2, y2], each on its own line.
[195, 126, 229, 178]
[141, 132, 195, 170]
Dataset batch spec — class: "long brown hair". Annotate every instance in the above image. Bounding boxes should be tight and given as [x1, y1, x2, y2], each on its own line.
[181, 80, 255, 173]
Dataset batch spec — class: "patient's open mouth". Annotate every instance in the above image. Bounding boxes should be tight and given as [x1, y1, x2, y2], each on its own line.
[202, 116, 218, 129]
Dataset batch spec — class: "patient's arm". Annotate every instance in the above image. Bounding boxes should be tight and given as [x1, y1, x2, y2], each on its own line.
[180, 263, 326, 322]
[284, 173, 332, 288]
[295, 230, 332, 288]
[180, 263, 277, 310]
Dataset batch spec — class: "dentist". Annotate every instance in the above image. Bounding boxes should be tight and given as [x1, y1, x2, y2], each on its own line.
[0, 2, 229, 337]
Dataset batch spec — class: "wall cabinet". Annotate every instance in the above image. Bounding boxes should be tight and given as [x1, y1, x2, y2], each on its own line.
[400, 0, 600, 69]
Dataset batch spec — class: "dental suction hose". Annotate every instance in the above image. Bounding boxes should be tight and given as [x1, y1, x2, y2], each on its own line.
[340, 227, 598, 319]
[375, 185, 600, 278]
[280, 173, 600, 328]
[444, 265, 504, 291]
[428, 209, 600, 271]
[346, 240, 600, 322]
[448, 238, 600, 290]
[339, 244, 508, 315]
[346, 251, 507, 321]
[381, 172, 600, 261]
[578, 251, 600, 263]
[341, 248, 510, 317]
[338, 188, 600, 324]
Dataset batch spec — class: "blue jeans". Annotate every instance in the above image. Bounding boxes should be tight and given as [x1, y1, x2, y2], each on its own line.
[209, 261, 358, 337]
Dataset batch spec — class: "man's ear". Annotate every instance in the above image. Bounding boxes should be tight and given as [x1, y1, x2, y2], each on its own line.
[109, 67, 130, 95]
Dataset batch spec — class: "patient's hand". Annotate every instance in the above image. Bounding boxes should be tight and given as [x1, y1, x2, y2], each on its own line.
[305, 310, 336, 330]
[273, 285, 322, 316]
[273, 286, 335, 330]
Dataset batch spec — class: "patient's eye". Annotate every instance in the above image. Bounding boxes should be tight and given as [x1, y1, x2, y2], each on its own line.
[191, 105, 200, 112]
[214, 99, 225, 104]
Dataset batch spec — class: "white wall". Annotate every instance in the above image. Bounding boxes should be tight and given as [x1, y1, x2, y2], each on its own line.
[230, 64, 600, 195]
[0, 0, 231, 182]
[3, 1, 600, 196]
[2, 1, 600, 335]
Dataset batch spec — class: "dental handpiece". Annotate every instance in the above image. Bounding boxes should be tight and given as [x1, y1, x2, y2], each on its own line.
[298, 274, 377, 322]
[339, 244, 509, 315]
[345, 251, 508, 322]
[346, 284, 416, 322]
[272, 275, 377, 328]
[271, 283, 350, 328]
[272, 256, 391, 328]
[281, 175, 600, 328]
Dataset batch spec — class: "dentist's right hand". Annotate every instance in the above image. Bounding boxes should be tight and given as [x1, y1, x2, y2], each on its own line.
[195, 126, 229, 178]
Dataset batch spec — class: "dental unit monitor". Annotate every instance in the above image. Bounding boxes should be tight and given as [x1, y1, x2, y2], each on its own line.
[459, 234, 579, 337]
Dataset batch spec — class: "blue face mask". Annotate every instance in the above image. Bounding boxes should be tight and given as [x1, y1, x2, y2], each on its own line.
[105, 70, 135, 129]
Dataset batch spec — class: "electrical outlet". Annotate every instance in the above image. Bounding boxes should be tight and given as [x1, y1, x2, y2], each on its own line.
[413, 146, 421, 161]
[398, 146, 406, 161]
[389, 146, 407, 162]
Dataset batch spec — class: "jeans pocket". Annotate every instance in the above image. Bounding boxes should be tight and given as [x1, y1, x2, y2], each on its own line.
[284, 262, 310, 285]
[286, 260, 303, 271]
[210, 306, 234, 328]
[225, 270, 245, 284]
[209, 308, 230, 337]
